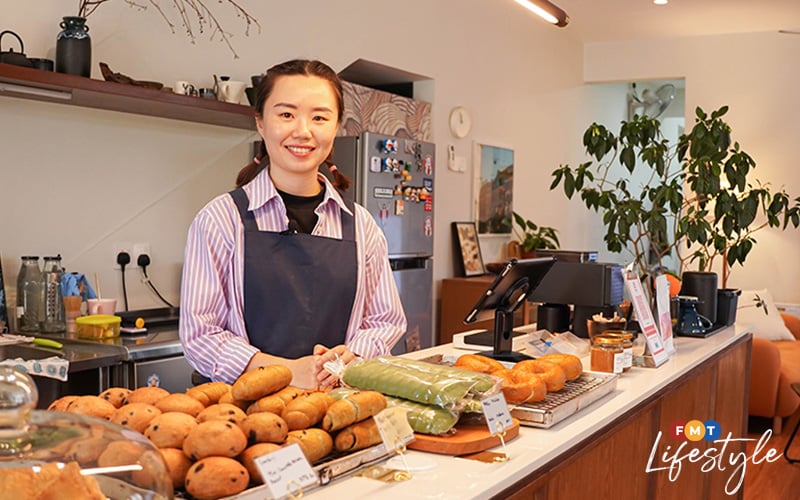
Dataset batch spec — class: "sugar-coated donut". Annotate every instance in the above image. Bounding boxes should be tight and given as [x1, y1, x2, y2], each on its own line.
[454, 354, 505, 374]
[537, 353, 583, 380]
[513, 359, 567, 392]
[493, 368, 547, 404]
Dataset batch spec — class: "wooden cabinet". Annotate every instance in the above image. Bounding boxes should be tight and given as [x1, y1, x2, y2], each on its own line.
[492, 333, 751, 500]
[439, 276, 530, 345]
[0, 62, 255, 129]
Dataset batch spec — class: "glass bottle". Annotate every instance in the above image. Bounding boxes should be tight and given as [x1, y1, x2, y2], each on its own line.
[41, 255, 66, 332]
[16, 256, 43, 333]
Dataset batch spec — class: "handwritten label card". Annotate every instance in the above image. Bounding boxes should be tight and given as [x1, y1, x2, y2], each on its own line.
[374, 407, 415, 451]
[481, 393, 514, 436]
[253, 443, 318, 499]
[623, 269, 670, 367]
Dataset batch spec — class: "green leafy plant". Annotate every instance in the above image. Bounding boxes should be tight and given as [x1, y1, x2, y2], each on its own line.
[510, 211, 560, 253]
[551, 106, 800, 286]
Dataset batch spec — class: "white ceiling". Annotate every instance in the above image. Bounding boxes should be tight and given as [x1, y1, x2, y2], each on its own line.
[554, 0, 800, 43]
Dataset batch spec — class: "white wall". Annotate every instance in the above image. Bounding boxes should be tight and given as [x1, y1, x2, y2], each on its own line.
[1, 1, 596, 335]
[584, 32, 800, 302]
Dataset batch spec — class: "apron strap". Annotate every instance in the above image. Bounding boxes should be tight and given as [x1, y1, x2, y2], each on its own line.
[229, 188, 259, 232]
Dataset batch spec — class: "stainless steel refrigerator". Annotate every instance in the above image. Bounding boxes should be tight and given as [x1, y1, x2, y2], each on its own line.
[332, 132, 435, 353]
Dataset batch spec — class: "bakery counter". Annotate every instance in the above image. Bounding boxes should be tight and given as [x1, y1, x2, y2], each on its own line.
[308, 325, 753, 499]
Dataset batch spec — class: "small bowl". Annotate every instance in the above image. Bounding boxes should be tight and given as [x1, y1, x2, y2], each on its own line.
[75, 314, 121, 339]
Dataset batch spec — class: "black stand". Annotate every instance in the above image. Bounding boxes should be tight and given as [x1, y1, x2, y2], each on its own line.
[479, 307, 533, 362]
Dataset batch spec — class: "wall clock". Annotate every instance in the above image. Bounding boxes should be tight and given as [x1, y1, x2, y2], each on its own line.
[449, 106, 472, 138]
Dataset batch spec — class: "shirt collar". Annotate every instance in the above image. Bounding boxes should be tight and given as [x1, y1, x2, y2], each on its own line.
[244, 167, 353, 216]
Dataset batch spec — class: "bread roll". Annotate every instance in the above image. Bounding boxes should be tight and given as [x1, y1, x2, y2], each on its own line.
[183, 419, 248, 460]
[155, 393, 205, 417]
[281, 392, 335, 430]
[185, 456, 249, 500]
[157, 447, 193, 490]
[232, 365, 292, 401]
[322, 390, 387, 432]
[285, 428, 333, 463]
[126, 386, 170, 406]
[240, 411, 288, 444]
[239, 442, 282, 484]
[247, 386, 307, 415]
[334, 418, 382, 452]
[186, 381, 231, 406]
[196, 403, 247, 426]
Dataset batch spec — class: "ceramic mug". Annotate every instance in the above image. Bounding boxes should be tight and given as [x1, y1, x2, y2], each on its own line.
[173, 80, 196, 96]
[87, 298, 117, 315]
[218, 80, 247, 104]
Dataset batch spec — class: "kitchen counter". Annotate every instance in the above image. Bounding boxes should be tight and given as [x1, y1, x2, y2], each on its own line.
[34, 326, 184, 363]
[305, 324, 752, 499]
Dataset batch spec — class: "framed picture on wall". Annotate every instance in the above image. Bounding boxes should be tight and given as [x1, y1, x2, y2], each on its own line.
[452, 222, 486, 277]
[473, 142, 514, 235]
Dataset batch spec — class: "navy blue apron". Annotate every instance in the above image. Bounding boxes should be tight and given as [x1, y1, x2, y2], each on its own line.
[229, 187, 358, 358]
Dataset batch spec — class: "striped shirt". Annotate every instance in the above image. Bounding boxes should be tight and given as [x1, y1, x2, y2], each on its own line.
[179, 168, 407, 383]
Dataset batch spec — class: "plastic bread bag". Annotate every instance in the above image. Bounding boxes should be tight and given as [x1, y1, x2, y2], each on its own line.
[384, 396, 460, 435]
[341, 356, 500, 409]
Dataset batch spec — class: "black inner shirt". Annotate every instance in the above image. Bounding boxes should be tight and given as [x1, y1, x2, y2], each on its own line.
[278, 184, 325, 234]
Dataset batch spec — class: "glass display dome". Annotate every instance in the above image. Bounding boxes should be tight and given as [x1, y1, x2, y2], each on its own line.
[0, 366, 173, 499]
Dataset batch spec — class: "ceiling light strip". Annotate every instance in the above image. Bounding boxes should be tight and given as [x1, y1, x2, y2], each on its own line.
[514, 0, 570, 27]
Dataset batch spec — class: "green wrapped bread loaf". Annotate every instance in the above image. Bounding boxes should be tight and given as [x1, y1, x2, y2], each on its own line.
[385, 396, 459, 435]
[341, 356, 497, 408]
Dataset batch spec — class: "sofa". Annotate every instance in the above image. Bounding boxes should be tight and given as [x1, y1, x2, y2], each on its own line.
[749, 312, 800, 433]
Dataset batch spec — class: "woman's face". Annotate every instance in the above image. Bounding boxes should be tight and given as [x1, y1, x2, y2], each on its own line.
[256, 74, 339, 188]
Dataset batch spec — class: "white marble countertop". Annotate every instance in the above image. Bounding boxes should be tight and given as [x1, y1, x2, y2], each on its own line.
[308, 324, 751, 499]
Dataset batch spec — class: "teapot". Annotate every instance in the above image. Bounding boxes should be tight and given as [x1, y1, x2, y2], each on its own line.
[0, 30, 33, 68]
[675, 295, 713, 335]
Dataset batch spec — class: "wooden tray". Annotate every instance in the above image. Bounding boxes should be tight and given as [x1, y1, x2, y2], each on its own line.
[407, 418, 520, 455]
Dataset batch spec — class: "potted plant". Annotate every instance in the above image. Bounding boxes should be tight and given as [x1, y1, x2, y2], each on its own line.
[510, 211, 560, 258]
[551, 106, 800, 288]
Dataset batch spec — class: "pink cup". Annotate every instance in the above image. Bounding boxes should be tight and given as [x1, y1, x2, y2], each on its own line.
[87, 298, 117, 315]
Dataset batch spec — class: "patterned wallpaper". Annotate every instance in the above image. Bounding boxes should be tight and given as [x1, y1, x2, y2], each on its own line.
[340, 81, 432, 141]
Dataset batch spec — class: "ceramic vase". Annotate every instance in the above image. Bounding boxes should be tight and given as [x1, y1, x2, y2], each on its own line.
[56, 16, 91, 77]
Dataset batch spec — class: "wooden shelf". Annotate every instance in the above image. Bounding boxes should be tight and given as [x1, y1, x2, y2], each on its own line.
[0, 63, 256, 130]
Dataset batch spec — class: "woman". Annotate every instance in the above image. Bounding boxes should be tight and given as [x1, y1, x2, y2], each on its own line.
[180, 59, 406, 389]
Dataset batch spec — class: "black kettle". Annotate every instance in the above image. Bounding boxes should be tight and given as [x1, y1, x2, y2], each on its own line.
[0, 30, 33, 68]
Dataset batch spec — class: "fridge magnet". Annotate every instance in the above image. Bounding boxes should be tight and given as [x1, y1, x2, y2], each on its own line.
[452, 222, 486, 277]
[473, 142, 514, 235]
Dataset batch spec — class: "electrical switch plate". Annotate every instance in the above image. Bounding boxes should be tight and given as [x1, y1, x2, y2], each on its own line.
[133, 243, 151, 261]
[113, 242, 132, 269]
[447, 144, 457, 171]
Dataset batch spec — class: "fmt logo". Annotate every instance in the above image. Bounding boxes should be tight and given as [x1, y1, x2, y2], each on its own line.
[671, 419, 721, 442]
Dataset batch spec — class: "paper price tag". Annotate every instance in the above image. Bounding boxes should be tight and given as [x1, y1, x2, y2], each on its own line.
[481, 393, 514, 436]
[253, 443, 318, 499]
[654, 274, 676, 354]
[623, 269, 669, 367]
[374, 407, 415, 451]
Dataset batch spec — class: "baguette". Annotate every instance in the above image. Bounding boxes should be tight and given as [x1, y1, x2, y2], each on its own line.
[285, 428, 333, 463]
[334, 418, 382, 452]
[281, 392, 335, 430]
[232, 365, 292, 401]
[322, 391, 387, 432]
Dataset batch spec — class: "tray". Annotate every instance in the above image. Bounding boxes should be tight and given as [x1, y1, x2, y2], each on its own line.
[408, 418, 520, 455]
[223, 442, 393, 499]
[510, 371, 618, 428]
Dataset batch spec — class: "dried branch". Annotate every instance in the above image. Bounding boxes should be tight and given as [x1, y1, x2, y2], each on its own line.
[77, 0, 260, 58]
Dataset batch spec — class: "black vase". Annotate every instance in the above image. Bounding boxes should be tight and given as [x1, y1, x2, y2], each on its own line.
[56, 16, 91, 77]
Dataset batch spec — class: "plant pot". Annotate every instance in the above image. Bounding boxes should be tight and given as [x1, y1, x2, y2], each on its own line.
[716, 288, 741, 326]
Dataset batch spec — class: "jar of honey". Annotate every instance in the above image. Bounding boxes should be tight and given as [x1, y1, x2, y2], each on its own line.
[590, 334, 626, 374]
[602, 331, 634, 371]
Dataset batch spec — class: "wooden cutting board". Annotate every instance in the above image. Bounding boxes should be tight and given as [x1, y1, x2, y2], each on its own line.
[407, 418, 520, 455]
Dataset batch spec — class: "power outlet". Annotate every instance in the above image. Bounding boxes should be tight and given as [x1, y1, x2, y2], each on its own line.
[113, 242, 132, 269]
[133, 243, 151, 262]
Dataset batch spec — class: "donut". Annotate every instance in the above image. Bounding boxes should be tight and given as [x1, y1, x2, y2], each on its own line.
[454, 354, 505, 374]
[493, 368, 547, 404]
[513, 359, 567, 392]
[537, 353, 583, 380]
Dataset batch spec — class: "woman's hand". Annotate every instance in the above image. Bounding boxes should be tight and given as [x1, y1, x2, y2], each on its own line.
[313, 344, 357, 389]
